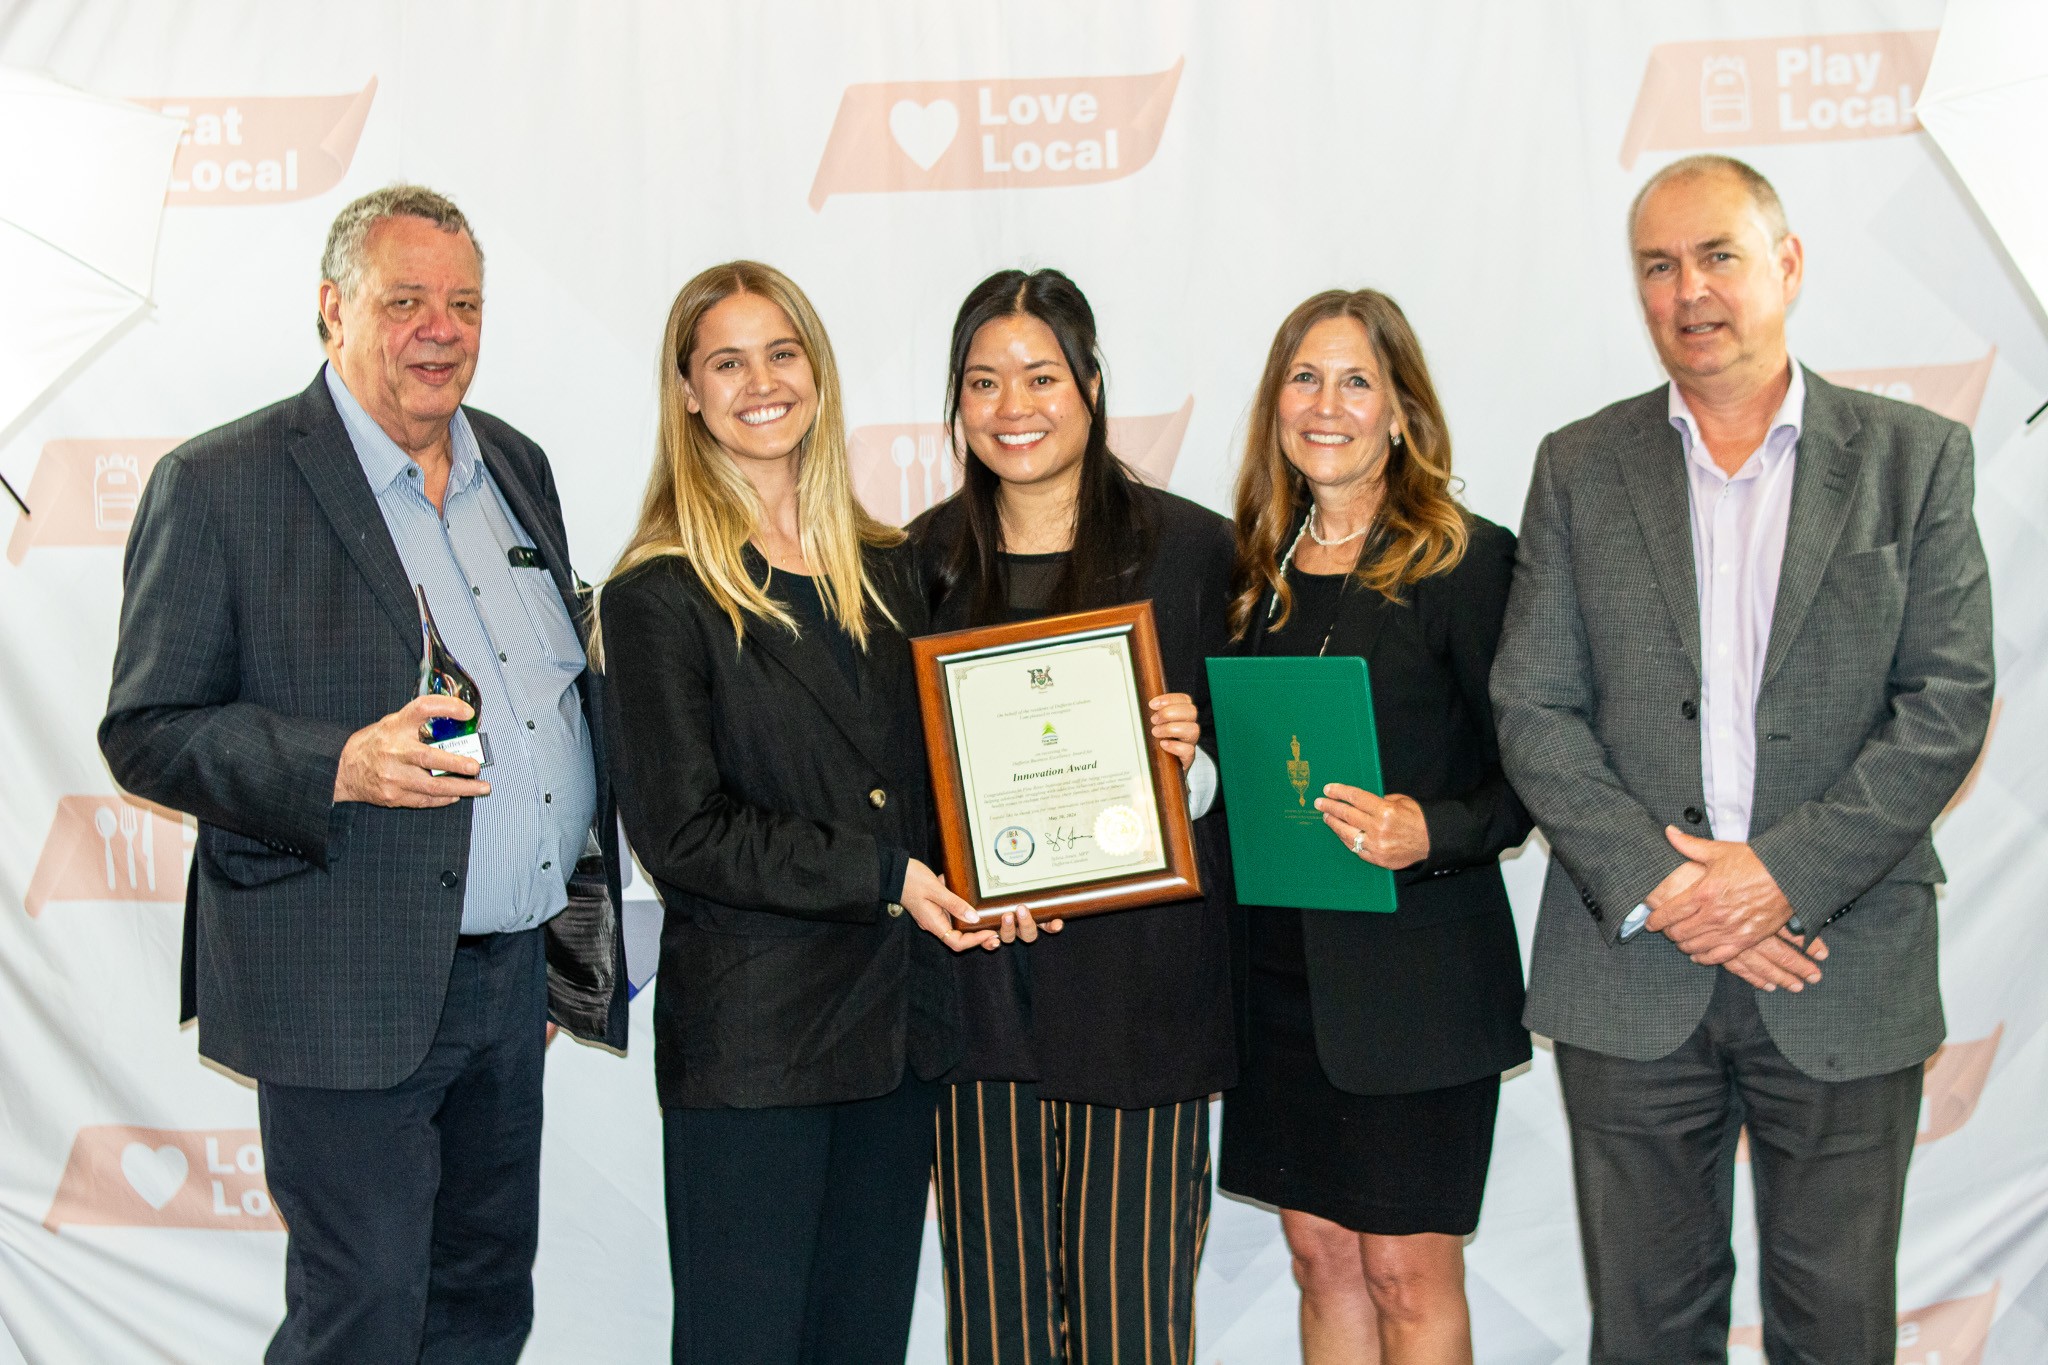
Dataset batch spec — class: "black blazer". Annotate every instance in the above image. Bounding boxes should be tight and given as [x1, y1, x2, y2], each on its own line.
[909, 485, 1238, 1109]
[599, 545, 961, 1109]
[1236, 509, 1533, 1094]
[99, 373, 628, 1090]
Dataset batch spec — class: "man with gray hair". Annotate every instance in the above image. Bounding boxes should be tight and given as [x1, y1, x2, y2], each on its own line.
[101, 184, 626, 1363]
[1492, 154, 1993, 1360]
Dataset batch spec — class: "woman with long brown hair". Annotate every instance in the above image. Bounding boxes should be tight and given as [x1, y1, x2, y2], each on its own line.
[596, 260, 994, 1365]
[1220, 289, 1532, 1365]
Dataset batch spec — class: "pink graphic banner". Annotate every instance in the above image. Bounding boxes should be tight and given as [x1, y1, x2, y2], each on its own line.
[140, 78, 377, 205]
[1819, 350, 1996, 429]
[1920, 1024, 2002, 1145]
[849, 398, 1194, 527]
[24, 794, 189, 917]
[6, 438, 182, 564]
[810, 60, 1182, 209]
[44, 1126, 280, 1232]
[1621, 31, 1936, 169]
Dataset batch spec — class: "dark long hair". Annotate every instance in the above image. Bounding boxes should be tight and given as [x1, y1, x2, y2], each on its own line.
[935, 268, 1151, 624]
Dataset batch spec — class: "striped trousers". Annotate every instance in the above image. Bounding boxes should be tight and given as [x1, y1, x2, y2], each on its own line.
[933, 1081, 1211, 1365]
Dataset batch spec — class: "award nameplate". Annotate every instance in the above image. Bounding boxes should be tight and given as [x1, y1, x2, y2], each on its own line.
[1205, 655, 1396, 913]
[912, 602, 1201, 920]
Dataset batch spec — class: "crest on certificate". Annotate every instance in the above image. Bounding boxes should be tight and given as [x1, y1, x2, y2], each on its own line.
[1027, 666, 1054, 691]
[1287, 734, 1311, 807]
[993, 826, 1035, 867]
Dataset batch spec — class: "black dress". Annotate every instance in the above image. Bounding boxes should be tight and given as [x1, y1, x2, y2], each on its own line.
[1219, 517, 1532, 1237]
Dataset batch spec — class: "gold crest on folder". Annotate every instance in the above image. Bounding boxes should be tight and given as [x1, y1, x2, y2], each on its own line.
[1287, 734, 1311, 806]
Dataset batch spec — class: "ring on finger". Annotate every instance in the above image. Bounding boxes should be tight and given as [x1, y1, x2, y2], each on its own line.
[1349, 830, 1365, 855]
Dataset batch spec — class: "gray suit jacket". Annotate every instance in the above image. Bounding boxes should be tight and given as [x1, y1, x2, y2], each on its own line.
[1491, 368, 1993, 1081]
[100, 374, 628, 1089]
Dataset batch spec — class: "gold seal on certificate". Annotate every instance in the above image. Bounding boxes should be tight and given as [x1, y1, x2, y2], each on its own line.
[912, 603, 1202, 920]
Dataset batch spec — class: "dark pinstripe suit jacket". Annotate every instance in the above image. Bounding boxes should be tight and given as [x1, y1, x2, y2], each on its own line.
[100, 373, 627, 1090]
[1491, 369, 1994, 1082]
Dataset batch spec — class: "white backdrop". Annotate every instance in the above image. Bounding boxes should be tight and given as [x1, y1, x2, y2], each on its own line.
[2, 3, 2044, 1361]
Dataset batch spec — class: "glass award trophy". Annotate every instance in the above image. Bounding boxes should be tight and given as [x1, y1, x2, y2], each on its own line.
[415, 585, 491, 773]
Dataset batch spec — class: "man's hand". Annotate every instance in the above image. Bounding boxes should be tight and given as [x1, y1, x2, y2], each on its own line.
[333, 695, 492, 807]
[1645, 826, 1795, 964]
[1644, 858, 1707, 916]
[1722, 927, 1828, 993]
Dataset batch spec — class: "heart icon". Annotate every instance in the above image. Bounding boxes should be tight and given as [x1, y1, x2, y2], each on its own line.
[119, 1142, 189, 1210]
[888, 98, 959, 171]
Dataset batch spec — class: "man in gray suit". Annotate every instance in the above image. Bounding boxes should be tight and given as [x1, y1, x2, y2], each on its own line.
[1492, 154, 1994, 1362]
[101, 185, 625, 1363]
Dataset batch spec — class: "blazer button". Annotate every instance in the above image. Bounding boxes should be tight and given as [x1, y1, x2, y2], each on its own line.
[1683, 807, 1704, 826]
[440, 870, 460, 888]
[886, 902, 905, 918]
[868, 788, 887, 809]
[1681, 699, 1698, 720]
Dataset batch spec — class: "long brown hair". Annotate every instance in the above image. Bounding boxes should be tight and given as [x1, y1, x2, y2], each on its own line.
[592, 261, 901, 662]
[1228, 289, 1467, 639]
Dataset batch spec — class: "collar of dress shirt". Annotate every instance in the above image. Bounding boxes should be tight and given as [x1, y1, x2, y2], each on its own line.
[1667, 357, 1806, 479]
[323, 362, 482, 499]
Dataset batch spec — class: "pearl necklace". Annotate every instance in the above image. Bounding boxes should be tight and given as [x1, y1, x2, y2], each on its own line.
[1269, 505, 1373, 623]
[1305, 505, 1372, 547]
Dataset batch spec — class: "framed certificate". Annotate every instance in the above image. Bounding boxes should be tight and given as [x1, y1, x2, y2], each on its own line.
[911, 602, 1202, 920]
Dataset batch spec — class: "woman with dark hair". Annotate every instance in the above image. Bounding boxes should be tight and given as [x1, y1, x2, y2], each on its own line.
[1221, 289, 1531, 1365]
[909, 268, 1237, 1365]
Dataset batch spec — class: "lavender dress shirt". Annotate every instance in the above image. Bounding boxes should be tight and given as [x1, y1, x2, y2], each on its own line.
[1620, 360, 1805, 940]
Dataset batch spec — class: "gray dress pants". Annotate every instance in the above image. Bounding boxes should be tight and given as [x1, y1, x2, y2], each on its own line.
[1554, 968, 1922, 1365]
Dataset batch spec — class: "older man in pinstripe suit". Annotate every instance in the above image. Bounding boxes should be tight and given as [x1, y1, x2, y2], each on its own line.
[1492, 156, 1994, 1363]
[101, 185, 625, 1364]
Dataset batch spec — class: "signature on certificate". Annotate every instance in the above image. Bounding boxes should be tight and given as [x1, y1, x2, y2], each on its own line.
[1043, 825, 1092, 853]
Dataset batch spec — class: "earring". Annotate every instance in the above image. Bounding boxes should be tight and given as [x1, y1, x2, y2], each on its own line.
[1391, 431, 1406, 449]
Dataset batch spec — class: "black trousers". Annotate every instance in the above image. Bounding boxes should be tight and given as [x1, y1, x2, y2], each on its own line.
[934, 1081, 1211, 1365]
[1555, 969, 1922, 1365]
[662, 1071, 940, 1365]
[258, 929, 548, 1365]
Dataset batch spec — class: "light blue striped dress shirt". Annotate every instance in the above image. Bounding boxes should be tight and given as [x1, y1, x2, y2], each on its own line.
[325, 365, 597, 933]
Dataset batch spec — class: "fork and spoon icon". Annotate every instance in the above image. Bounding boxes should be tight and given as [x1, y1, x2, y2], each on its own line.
[91, 803, 154, 891]
[889, 435, 954, 523]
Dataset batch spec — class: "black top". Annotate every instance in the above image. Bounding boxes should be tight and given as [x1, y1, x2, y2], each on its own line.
[600, 544, 959, 1109]
[909, 484, 1240, 1109]
[1234, 511, 1534, 1094]
[773, 569, 861, 692]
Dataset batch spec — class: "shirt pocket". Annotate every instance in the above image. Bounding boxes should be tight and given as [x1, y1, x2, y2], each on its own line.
[509, 566, 587, 670]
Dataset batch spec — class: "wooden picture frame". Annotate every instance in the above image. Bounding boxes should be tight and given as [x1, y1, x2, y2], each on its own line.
[911, 601, 1202, 920]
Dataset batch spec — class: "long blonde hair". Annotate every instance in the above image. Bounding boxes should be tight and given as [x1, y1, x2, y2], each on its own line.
[594, 261, 901, 662]
[1228, 289, 1468, 639]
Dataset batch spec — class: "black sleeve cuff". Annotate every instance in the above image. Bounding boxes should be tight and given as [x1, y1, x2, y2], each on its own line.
[878, 842, 911, 906]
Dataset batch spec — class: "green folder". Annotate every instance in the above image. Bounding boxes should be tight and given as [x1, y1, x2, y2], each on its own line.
[1205, 656, 1397, 913]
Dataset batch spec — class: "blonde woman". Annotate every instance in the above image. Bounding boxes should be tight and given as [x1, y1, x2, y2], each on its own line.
[597, 261, 994, 1365]
[1220, 290, 1532, 1365]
